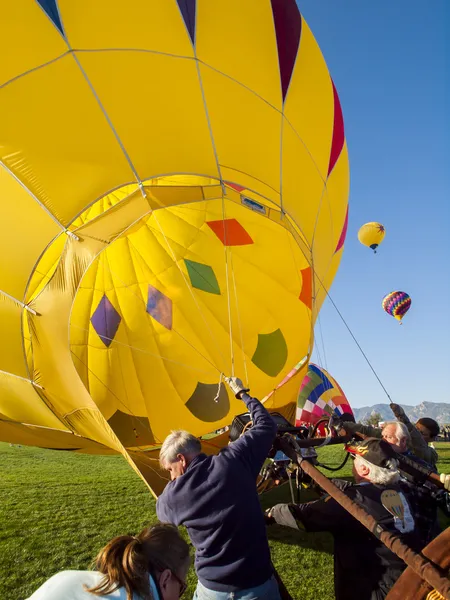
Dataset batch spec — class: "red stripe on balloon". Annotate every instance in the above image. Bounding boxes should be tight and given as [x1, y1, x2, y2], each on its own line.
[335, 206, 349, 253]
[271, 0, 302, 101]
[327, 80, 345, 176]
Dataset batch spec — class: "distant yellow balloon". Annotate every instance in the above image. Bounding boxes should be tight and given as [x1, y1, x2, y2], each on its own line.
[0, 0, 349, 495]
[358, 222, 386, 253]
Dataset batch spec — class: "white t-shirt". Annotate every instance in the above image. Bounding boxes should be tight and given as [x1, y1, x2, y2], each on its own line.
[27, 570, 156, 600]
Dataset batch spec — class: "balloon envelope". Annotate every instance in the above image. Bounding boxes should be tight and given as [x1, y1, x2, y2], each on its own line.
[0, 0, 349, 494]
[296, 364, 353, 426]
[358, 222, 386, 252]
[382, 291, 411, 322]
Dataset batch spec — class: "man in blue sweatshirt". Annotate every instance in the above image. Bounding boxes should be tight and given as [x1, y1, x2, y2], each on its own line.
[156, 376, 281, 600]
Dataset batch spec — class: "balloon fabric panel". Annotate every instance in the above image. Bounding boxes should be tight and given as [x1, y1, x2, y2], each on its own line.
[296, 364, 353, 426]
[0, 0, 349, 496]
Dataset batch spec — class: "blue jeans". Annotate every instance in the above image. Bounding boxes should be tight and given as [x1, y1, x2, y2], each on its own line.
[193, 576, 281, 600]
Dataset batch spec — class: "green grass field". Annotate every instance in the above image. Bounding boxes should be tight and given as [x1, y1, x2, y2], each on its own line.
[1, 442, 449, 600]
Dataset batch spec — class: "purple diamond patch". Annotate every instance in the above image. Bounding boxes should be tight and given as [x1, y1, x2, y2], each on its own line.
[147, 285, 172, 330]
[91, 295, 121, 347]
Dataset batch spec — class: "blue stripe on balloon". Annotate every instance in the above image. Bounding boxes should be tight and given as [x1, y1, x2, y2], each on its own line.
[307, 364, 334, 404]
[309, 380, 333, 403]
[36, 0, 64, 34]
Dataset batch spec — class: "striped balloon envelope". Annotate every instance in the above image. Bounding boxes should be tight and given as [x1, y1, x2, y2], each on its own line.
[382, 291, 411, 322]
[296, 363, 353, 426]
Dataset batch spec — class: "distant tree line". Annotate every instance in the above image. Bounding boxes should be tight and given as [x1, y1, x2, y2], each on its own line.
[363, 412, 383, 427]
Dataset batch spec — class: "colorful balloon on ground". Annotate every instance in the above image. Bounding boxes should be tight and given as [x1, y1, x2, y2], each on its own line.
[296, 364, 353, 426]
[0, 1, 349, 496]
[382, 291, 411, 322]
[358, 222, 386, 253]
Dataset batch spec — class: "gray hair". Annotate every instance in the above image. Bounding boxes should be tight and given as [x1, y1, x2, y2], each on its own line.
[382, 421, 411, 444]
[354, 455, 400, 486]
[159, 430, 201, 468]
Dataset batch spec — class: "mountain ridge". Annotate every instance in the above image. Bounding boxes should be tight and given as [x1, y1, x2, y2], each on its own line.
[352, 401, 450, 425]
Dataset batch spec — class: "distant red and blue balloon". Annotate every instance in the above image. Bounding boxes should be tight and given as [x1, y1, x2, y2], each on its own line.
[382, 291, 411, 322]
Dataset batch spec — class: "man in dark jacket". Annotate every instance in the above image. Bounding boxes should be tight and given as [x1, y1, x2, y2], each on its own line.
[267, 439, 430, 600]
[156, 376, 281, 600]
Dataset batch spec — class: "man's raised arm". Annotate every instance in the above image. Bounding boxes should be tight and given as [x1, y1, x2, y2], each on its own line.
[224, 377, 277, 478]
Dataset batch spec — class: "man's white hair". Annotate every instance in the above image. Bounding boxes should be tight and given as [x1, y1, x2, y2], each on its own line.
[381, 421, 410, 444]
[354, 455, 400, 486]
[159, 430, 201, 468]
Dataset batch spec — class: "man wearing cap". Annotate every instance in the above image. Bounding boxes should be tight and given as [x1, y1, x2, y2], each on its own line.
[266, 439, 429, 600]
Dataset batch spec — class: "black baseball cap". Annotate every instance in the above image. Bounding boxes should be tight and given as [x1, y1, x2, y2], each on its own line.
[345, 437, 397, 469]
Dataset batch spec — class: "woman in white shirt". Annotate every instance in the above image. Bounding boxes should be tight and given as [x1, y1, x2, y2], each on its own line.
[27, 523, 190, 600]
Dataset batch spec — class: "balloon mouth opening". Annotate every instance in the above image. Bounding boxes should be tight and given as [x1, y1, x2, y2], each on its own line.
[21, 172, 320, 450]
[25, 175, 284, 305]
[369, 243, 378, 251]
[33, 174, 312, 445]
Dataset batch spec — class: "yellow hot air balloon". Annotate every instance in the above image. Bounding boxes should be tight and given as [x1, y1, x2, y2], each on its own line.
[358, 222, 386, 253]
[0, 0, 349, 496]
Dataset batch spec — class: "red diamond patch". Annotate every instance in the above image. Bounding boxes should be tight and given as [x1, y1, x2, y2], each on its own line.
[207, 219, 253, 246]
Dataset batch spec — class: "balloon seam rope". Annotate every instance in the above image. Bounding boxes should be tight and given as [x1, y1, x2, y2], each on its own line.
[0, 418, 73, 434]
[0, 369, 42, 387]
[0, 289, 37, 315]
[185, 58, 331, 184]
[193, 56, 235, 374]
[0, 52, 71, 90]
[283, 117, 327, 185]
[70, 350, 162, 447]
[71, 324, 214, 375]
[194, 58, 224, 192]
[315, 335, 324, 370]
[103, 246, 150, 424]
[219, 164, 281, 197]
[221, 194, 235, 377]
[320, 283, 393, 403]
[151, 212, 227, 371]
[0, 161, 68, 235]
[195, 59, 228, 207]
[124, 237, 222, 371]
[229, 252, 249, 387]
[35, 377, 156, 447]
[317, 314, 328, 371]
[282, 209, 392, 402]
[69, 52, 146, 198]
[124, 455, 170, 484]
[279, 114, 284, 214]
[114, 309, 143, 446]
[285, 227, 315, 364]
[102, 240, 215, 367]
[310, 184, 328, 250]
[66, 174, 223, 229]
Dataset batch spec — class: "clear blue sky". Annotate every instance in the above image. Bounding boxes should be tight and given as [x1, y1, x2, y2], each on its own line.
[297, 1, 449, 408]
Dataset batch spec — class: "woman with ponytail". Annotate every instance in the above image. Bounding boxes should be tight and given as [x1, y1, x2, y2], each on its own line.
[27, 523, 190, 600]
